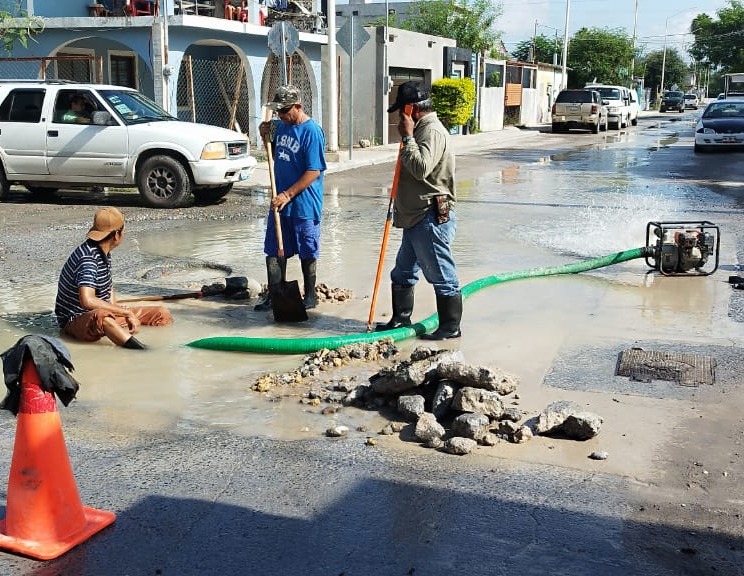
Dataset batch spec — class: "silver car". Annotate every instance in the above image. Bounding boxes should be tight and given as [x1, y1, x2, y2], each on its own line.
[684, 93, 699, 109]
[694, 100, 744, 152]
[551, 89, 609, 134]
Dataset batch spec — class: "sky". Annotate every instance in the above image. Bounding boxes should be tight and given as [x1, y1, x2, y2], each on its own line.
[496, 0, 731, 58]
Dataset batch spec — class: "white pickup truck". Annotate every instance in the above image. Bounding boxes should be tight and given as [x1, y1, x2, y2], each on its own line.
[0, 80, 257, 208]
[584, 84, 638, 129]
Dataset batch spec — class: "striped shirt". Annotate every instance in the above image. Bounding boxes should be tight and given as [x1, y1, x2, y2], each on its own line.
[55, 240, 113, 327]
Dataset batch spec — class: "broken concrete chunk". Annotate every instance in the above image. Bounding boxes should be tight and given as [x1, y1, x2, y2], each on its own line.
[415, 412, 446, 443]
[326, 425, 349, 438]
[513, 425, 533, 443]
[443, 437, 478, 455]
[398, 395, 426, 421]
[534, 400, 603, 440]
[436, 361, 519, 395]
[432, 380, 458, 420]
[451, 413, 490, 440]
[368, 350, 464, 395]
[452, 387, 505, 419]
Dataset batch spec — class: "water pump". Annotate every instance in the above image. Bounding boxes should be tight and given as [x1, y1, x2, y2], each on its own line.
[645, 220, 720, 276]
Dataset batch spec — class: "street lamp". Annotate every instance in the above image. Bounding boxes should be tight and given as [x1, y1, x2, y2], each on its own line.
[659, 17, 669, 100]
[560, 0, 570, 89]
[630, 0, 638, 83]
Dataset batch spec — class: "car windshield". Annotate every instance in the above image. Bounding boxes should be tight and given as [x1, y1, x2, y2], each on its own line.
[702, 102, 744, 118]
[594, 88, 621, 100]
[664, 91, 684, 98]
[97, 89, 176, 125]
[556, 91, 594, 103]
[684, 94, 697, 100]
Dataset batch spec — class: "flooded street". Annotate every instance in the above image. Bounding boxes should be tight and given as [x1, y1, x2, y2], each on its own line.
[2, 115, 744, 442]
[1, 115, 744, 574]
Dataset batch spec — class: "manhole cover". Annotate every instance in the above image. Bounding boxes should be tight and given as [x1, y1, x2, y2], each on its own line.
[616, 348, 716, 387]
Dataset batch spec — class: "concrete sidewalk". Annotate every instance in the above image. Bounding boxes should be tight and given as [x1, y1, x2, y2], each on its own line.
[238, 125, 547, 190]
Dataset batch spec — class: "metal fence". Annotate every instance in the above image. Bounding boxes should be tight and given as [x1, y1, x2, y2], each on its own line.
[0, 56, 104, 83]
[176, 54, 252, 133]
[261, 53, 314, 118]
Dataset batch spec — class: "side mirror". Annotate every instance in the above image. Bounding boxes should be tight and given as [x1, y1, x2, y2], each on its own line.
[92, 111, 114, 125]
[601, 99, 609, 105]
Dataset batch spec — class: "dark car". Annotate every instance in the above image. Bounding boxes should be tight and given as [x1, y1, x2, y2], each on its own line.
[660, 90, 685, 113]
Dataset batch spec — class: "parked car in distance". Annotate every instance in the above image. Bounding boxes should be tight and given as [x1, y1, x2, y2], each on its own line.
[660, 90, 685, 113]
[627, 88, 640, 126]
[694, 99, 744, 152]
[584, 84, 631, 129]
[684, 93, 699, 109]
[551, 89, 608, 134]
[0, 80, 257, 208]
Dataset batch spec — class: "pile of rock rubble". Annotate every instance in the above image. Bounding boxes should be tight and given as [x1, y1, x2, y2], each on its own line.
[253, 343, 605, 457]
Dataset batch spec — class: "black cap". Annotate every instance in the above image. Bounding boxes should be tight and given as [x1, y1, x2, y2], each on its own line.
[387, 81, 430, 113]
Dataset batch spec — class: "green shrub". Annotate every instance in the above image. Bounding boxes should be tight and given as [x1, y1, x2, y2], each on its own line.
[431, 78, 476, 129]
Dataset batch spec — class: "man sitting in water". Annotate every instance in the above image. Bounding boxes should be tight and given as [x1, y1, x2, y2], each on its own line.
[55, 207, 173, 350]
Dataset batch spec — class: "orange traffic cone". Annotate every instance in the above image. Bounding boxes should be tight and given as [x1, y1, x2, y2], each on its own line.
[0, 359, 115, 560]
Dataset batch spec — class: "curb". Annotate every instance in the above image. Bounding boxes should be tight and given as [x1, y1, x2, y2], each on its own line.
[237, 125, 548, 190]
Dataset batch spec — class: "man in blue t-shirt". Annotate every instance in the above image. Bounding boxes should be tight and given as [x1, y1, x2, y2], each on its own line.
[255, 85, 327, 313]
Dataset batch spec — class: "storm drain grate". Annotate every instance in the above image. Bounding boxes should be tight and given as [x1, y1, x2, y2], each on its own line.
[616, 348, 716, 387]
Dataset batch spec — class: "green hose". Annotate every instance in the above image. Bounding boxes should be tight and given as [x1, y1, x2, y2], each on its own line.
[187, 246, 650, 355]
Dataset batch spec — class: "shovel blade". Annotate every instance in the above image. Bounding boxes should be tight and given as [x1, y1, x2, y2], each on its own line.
[270, 280, 308, 323]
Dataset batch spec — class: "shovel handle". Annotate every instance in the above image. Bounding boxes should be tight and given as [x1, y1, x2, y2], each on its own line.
[117, 292, 204, 303]
[263, 135, 285, 258]
[366, 104, 413, 331]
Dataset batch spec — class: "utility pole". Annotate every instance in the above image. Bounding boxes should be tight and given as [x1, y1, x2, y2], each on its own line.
[560, 0, 570, 89]
[630, 0, 638, 84]
[327, 0, 338, 152]
[660, 16, 668, 101]
[532, 19, 537, 62]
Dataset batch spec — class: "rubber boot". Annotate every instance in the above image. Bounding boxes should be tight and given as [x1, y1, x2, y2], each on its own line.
[122, 336, 147, 350]
[254, 256, 284, 311]
[420, 292, 462, 340]
[375, 284, 415, 331]
[301, 258, 317, 309]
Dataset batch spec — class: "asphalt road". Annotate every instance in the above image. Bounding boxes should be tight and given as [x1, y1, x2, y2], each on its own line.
[1, 111, 743, 575]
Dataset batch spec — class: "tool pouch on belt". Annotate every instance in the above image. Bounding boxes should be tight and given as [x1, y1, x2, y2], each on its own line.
[433, 195, 450, 225]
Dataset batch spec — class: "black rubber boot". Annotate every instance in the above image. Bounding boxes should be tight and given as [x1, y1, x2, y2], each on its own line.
[301, 258, 318, 309]
[420, 292, 462, 340]
[254, 256, 285, 311]
[122, 336, 147, 350]
[375, 284, 415, 331]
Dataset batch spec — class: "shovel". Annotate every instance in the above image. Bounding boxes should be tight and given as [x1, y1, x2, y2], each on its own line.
[116, 279, 245, 303]
[263, 134, 308, 323]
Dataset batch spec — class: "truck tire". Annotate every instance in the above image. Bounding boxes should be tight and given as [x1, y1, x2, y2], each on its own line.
[0, 164, 9, 201]
[591, 120, 600, 134]
[137, 155, 191, 208]
[192, 184, 233, 205]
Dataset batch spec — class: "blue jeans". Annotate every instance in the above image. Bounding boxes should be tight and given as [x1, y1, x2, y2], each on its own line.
[390, 210, 459, 296]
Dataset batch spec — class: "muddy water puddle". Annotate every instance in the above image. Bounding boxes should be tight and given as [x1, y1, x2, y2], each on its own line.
[2, 131, 744, 440]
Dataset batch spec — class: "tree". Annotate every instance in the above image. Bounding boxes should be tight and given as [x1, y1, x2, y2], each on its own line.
[403, 0, 502, 55]
[639, 49, 688, 95]
[566, 27, 635, 88]
[511, 34, 563, 64]
[690, 0, 744, 73]
[0, 2, 44, 54]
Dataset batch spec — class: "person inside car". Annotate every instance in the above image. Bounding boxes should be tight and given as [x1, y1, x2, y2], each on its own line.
[62, 94, 92, 124]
